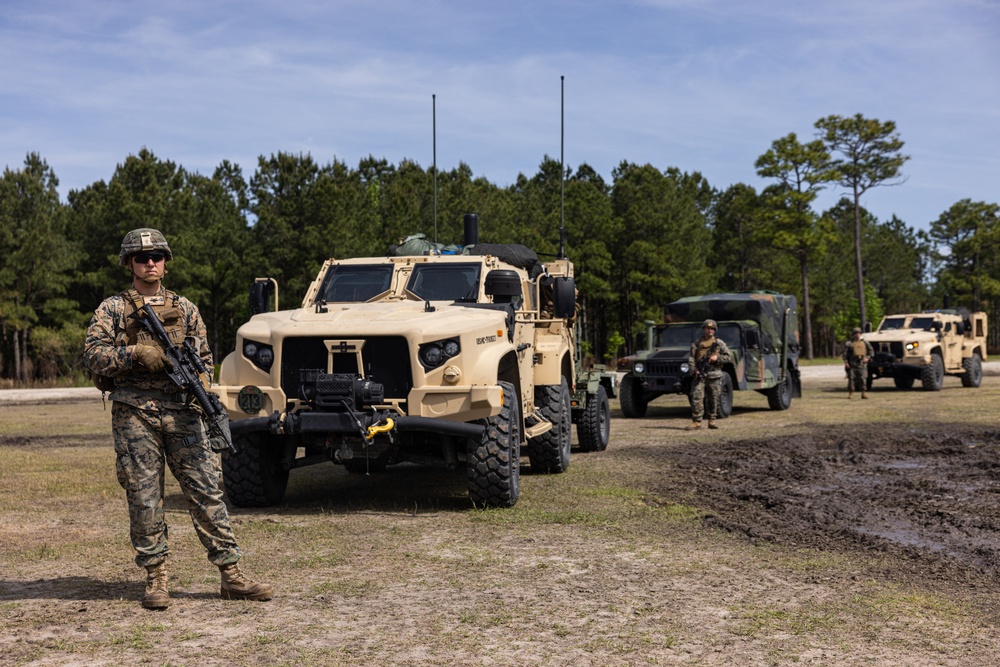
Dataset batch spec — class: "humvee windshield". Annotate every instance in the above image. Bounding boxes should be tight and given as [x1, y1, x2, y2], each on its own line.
[657, 323, 742, 350]
[318, 265, 394, 303]
[407, 263, 481, 301]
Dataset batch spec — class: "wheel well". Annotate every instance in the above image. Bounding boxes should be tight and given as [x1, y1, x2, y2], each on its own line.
[498, 351, 522, 400]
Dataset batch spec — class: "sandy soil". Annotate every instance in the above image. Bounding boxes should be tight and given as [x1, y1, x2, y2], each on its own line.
[1, 367, 999, 666]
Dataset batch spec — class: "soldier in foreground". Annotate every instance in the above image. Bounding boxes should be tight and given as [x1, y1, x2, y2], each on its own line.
[686, 319, 732, 430]
[83, 228, 272, 609]
[843, 326, 873, 399]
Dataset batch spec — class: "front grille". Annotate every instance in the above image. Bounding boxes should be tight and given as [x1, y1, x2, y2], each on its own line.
[872, 341, 905, 360]
[648, 360, 682, 377]
[280, 336, 411, 401]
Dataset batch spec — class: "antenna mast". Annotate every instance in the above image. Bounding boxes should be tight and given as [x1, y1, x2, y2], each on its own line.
[433, 94, 438, 243]
[559, 75, 566, 259]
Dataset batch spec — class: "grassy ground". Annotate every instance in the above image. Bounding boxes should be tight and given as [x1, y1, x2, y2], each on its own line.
[1, 372, 998, 666]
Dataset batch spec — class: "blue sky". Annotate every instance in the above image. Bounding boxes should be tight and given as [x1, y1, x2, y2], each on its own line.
[2, 0, 997, 231]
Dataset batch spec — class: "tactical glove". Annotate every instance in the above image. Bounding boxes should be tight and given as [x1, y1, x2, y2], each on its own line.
[133, 344, 168, 372]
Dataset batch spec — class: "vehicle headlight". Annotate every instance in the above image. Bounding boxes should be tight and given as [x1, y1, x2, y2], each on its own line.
[243, 340, 274, 371]
[680, 362, 690, 374]
[905, 342, 919, 352]
[633, 362, 645, 374]
[419, 338, 461, 370]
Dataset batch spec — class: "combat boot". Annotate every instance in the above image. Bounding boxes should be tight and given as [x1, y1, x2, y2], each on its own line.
[220, 563, 273, 601]
[848, 390, 853, 399]
[686, 421, 702, 430]
[861, 391, 868, 399]
[708, 420, 719, 430]
[142, 562, 170, 610]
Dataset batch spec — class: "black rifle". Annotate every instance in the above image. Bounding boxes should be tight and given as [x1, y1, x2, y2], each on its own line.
[132, 304, 235, 453]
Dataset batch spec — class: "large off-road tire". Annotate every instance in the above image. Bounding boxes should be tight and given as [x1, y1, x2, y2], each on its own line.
[961, 353, 983, 388]
[920, 353, 945, 391]
[766, 371, 792, 411]
[222, 432, 289, 507]
[467, 381, 521, 508]
[527, 378, 572, 473]
[619, 376, 648, 418]
[718, 373, 734, 417]
[577, 385, 610, 452]
[893, 376, 915, 390]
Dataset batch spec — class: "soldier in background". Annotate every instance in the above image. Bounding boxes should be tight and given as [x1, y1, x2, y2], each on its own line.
[843, 326, 874, 399]
[83, 228, 272, 610]
[686, 319, 732, 430]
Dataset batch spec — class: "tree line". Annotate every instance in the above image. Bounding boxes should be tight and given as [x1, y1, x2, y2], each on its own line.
[2, 113, 998, 385]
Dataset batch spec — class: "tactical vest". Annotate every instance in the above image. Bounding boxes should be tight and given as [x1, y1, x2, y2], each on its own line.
[850, 340, 867, 359]
[695, 338, 716, 362]
[91, 288, 185, 393]
[122, 288, 186, 349]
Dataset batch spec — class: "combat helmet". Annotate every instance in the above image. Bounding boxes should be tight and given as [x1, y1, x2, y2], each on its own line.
[119, 228, 172, 266]
[852, 326, 862, 334]
[702, 319, 718, 329]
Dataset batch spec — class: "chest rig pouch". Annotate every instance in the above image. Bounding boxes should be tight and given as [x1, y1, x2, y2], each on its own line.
[123, 289, 186, 350]
[851, 340, 868, 359]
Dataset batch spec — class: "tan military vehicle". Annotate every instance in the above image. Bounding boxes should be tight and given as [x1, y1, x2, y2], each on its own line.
[213, 216, 601, 508]
[862, 309, 988, 391]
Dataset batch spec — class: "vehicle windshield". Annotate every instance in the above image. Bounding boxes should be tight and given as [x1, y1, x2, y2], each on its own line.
[878, 316, 908, 331]
[657, 323, 741, 349]
[908, 316, 938, 331]
[318, 264, 395, 303]
[407, 263, 481, 301]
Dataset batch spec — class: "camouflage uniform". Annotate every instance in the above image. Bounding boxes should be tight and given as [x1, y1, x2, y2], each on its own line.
[687, 330, 732, 425]
[843, 329, 874, 398]
[84, 287, 241, 569]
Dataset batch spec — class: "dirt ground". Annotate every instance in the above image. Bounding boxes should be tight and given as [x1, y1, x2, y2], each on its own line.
[1, 368, 999, 666]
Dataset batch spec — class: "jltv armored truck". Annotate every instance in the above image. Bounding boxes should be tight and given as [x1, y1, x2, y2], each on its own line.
[862, 309, 987, 391]
[618, 292, 801, 417]
[212, 217, 607, 508]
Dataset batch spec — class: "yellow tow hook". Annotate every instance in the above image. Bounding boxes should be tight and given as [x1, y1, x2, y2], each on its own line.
[366, 417, 395, 442]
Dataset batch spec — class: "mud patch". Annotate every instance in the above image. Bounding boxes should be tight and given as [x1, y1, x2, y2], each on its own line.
[646, 424, 1000, 586]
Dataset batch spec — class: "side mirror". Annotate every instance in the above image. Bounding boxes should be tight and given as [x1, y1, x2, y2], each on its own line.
[551, 277, 576, 319]
[249, 278, 275, 315]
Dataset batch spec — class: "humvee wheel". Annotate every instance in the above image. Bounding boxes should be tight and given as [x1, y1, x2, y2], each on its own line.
[921, 353, 944, 391]
[528, 378, 572, 473]
[718, 373, 734, 417]
[961, 353, 983, 388]
[467, 381, 521, 507]
[222, 432, 289, 507]
[893, 376, 915, 390]
[619, 376, 648, 418]
[765, 371, 792, 411]
[577, 385, 610, 452]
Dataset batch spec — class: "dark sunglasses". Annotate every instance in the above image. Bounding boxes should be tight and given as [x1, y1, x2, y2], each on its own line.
[133, 252, 166, 264]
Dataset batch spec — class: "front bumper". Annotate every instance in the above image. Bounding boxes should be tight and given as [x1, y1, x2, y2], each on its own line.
[230, 409, 486, 440]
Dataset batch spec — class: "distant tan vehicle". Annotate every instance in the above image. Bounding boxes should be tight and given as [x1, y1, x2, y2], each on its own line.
[213, 216, 610, 508]
[862, 309, 988, 391]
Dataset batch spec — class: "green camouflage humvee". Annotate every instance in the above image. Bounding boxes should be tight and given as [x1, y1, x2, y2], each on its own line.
[618, 291, 802, 418]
